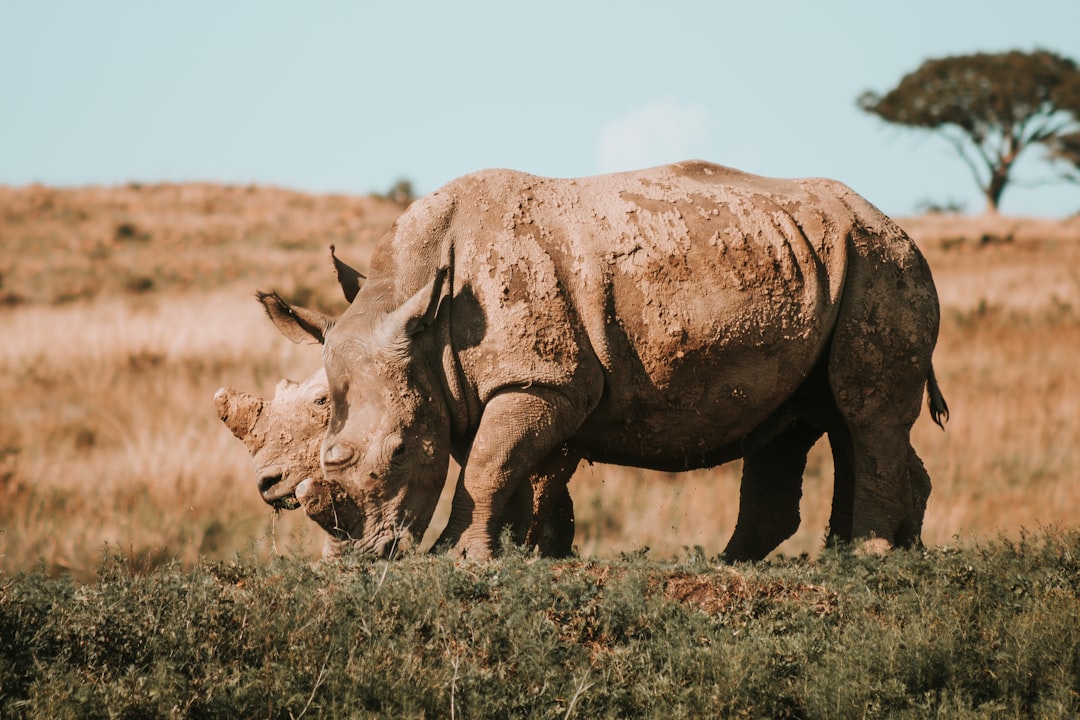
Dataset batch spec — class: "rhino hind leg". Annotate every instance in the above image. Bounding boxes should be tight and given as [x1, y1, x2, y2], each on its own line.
[827, 252, 939, 549]
[822, 402, 933, 552]
[895, 446, 932, 546]
[723, 418, 823, 562]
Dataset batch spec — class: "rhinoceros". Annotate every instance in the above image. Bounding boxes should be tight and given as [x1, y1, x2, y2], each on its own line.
[216, 245, 359, 515]
[215, 365, 576, 557]
[262, 160, 948, 561]
[216, 247, 575, 556]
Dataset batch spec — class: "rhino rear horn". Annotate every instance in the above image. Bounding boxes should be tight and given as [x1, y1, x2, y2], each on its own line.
[330, 244, 365, 303]
[214, 387, 264, 440]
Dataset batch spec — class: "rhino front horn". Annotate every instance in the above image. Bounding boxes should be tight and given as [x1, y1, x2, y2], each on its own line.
[214, 387, 264, 440]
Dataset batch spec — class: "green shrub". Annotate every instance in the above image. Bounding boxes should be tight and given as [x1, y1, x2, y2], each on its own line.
[1, 532, 1078, 718]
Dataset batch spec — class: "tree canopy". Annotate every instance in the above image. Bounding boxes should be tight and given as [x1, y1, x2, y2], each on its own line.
[859, 49, 1080, 213]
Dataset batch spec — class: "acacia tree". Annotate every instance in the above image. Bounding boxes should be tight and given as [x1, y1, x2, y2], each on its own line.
[859, 49, 1080, 213]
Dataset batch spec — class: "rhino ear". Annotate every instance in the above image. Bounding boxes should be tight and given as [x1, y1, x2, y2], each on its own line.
[330, 244, 365, 303]
[256, 291, 334, 345]
[391, 267, 449, 339]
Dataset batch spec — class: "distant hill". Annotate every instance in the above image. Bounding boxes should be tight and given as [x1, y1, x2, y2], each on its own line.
[2, 183, 1077, 309]
[0, 183, 404, 308]
[900, 212, 1080, 249]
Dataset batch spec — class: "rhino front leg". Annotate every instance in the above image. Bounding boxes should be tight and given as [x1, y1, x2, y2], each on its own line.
[439, 387, 590, 560]
[505, 447, 580, 557]
[824, 426, 855, 546]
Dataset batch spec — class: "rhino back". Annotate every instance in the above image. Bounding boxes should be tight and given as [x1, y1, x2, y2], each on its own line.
[356, 162, 922, 464]
[433, 162, 861, 452]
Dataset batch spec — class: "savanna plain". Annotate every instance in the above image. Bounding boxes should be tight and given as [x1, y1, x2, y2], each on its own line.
[1, 183, 1079, 717]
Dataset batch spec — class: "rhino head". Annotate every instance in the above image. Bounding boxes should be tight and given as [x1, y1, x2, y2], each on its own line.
[214, 367, 376, 557]
[215, 368, 330, 510]
[258, 270, 452, 558]
[216, 244, 363, 511]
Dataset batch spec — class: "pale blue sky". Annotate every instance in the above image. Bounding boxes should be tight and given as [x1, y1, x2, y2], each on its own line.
[2, 1, 1079, 216]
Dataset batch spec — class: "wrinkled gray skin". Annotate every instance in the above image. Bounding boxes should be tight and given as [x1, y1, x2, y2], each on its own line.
[264, 160, 947, 561]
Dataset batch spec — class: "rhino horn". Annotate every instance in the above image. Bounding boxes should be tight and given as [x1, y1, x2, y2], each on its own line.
[330, 244, 365, 303]
[214, 386, 264, 440]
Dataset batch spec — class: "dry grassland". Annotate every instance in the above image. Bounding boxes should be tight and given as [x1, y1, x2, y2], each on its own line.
[1, 184, 1078, 578]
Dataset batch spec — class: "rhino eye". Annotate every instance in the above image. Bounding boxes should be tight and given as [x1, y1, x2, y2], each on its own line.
[313, 395, 329, 406]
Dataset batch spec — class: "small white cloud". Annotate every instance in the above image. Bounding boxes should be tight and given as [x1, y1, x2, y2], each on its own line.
[596, 100, 712, 174]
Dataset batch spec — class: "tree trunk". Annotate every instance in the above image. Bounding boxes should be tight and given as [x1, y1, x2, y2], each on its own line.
[984, 136, 1022, 214]
[984, 166, 1009, 214]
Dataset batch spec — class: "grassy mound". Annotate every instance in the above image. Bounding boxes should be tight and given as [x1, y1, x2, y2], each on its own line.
[3, 532, 1078, 718]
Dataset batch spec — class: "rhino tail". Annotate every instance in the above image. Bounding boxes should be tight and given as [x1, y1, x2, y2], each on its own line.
[926, 363, 949, 430]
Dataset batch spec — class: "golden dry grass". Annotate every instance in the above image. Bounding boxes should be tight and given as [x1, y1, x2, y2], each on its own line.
[0, 291, 327, 575]
[1, 186, 1078, 578]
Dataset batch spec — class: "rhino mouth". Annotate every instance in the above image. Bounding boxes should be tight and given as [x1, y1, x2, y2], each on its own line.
[259, 473, 301, 510]
[271, 494, 301, 511]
